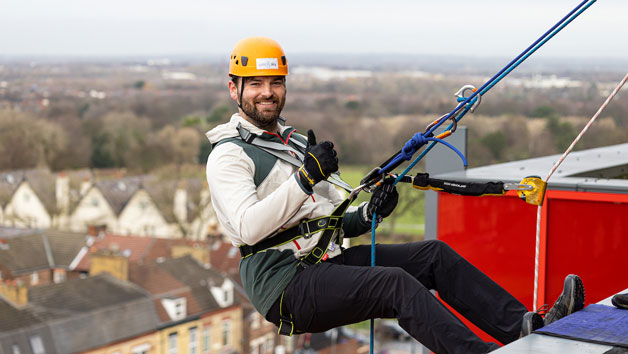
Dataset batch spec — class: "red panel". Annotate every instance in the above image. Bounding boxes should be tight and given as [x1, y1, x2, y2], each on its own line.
[544, 194, 628, 305]
[437, 188, 628, 345]
[438, 191, 539, 307]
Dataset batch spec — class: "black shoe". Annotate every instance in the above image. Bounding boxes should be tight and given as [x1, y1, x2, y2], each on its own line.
[611, 293, 628, 309]
[544, 274, 585, 325]
[520, 311, 544, 337]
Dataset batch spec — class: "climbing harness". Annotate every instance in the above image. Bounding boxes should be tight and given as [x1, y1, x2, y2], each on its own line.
[532, 73, 628, 310]
[275, 197, 354, 336]
[234, 122, 354, 192]
[220, 123, 357, 336]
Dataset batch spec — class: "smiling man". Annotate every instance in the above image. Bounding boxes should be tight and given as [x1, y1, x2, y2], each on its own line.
[204, 37, 585, 354]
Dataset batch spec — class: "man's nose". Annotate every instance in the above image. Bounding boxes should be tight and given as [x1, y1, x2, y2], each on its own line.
[260, 82, 273, 97]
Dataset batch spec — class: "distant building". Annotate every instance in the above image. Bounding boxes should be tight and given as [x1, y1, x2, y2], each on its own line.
[0, 273, 160, 354]
[0, 168, 221, 240]
[0, 228, 86, 288]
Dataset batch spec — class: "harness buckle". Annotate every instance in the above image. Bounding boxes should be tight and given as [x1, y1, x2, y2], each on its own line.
[328, 216, 340, 229]
[237, 123, 256, 143]
[278, 315, 294, 336]
[299, 220, 312, 239]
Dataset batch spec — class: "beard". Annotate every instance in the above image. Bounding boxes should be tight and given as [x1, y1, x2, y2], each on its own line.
[240, 94, 286, 129]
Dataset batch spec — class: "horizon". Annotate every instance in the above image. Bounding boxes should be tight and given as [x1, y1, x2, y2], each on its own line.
[1, 1, 626, 59]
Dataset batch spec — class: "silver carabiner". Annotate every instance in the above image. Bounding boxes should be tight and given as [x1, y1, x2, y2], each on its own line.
[454, 84, 482, 113]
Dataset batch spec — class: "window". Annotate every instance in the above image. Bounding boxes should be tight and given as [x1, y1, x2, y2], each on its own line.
[91, 197, 99, 207]
[222, 320, 230, 346]
[168, 332, 178, 354]
[131, 343, 151, 354]
[12, 344, 21, 354]
[202, 326, 211, 353]
[174, 298, 186, 318]
[53, 269, 66, 283]
[30, 272, 39, 285]
[29, 335, 45, 354]
[189, 327, 198, 354]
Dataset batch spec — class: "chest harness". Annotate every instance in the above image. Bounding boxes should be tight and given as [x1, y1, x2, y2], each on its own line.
[214, 121, 356, 336]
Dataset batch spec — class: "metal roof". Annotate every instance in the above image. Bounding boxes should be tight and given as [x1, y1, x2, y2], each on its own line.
[436, 143, 628, 193]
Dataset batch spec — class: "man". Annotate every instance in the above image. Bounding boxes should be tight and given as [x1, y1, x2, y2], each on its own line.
[205, 36, 585, 354]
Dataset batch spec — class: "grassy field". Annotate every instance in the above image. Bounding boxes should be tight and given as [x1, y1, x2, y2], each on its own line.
[338, 165, 425, 241]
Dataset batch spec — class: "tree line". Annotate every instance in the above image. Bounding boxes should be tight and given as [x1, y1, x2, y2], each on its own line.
[1, 71, 626, 173]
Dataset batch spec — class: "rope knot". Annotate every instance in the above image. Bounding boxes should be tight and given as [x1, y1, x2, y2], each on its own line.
[401, 133, 428, 160]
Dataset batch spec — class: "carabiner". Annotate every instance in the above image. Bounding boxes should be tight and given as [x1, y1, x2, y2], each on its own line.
[455, 84, 482, 113]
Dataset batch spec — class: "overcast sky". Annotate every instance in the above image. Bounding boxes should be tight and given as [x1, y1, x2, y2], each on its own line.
[1, 0, 626, 59]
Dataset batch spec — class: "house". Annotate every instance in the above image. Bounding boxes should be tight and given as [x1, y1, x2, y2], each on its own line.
[71, 233, 212, 274]
[0, 227, 87, 287]
[69, 176, 142, 235]
[0, 169, 56, 229]
[0, 273, 161, 354]
[83, 251, 243, 354]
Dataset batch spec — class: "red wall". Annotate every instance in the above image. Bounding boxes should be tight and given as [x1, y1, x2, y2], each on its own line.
[436, 189, 628, 343]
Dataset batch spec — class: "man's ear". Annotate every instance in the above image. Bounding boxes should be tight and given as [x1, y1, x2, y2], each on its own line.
[228, 80, 239, 102]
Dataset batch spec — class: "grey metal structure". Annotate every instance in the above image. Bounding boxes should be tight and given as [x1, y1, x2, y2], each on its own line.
[435, 142, 628, 193]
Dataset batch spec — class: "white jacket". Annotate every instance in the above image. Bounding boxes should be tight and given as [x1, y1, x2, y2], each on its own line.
[205, 114, 361, 259]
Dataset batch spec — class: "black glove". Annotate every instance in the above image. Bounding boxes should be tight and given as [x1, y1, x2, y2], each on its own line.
[297, 130, 339, 191]
[367, 177, 399, 221]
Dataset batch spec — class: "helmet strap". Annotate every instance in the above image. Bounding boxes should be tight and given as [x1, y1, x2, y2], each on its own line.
[237, 77, 246, 110]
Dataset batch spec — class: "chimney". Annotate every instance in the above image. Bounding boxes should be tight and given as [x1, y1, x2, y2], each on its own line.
[56, 172, 70, 214]
[0, 280, 28, 306]
[89, 249, 128, 281]
[174, 182, 187, 223]
[171, 244, 210, 266]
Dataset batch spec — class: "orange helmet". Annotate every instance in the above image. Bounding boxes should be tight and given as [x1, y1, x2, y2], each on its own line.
[229, 37, 288, 77]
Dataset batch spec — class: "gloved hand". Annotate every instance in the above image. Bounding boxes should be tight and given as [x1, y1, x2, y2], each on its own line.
[366, 177, 399, 221]
[297, 129, 339, 191]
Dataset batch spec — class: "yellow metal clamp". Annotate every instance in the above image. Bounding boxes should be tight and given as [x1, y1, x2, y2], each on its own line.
[515, 176, 547, 206]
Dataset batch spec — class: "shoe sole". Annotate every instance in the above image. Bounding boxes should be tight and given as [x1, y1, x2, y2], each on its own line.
[521, 312, 544, 337]
[565, 274, 585, 315]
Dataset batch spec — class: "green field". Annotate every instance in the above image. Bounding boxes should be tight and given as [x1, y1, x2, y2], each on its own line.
[337, 165, 425, 241]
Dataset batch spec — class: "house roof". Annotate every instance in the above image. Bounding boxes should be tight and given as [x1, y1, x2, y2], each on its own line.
[0, 170, 22, 207]
[0, 297, 42, 332]
[94, 176, 143, 215]
[209, 241, 240, 279]
[128, 261, 205, 322]
[0, 169, 56, 212]
[128, 255, 232, 322]
[0, 229, 87, 276]
[437, 142, 628, 193]
[73, 233, 211, 271]
[24, 273, 160, 354]
[141, 176, 208, 223]
[28, 273, 148, 314]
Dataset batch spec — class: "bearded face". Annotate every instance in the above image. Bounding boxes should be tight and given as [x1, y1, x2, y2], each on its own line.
[235, 76, 286, 130]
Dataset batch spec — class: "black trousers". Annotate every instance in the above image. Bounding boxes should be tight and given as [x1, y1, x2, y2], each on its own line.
[266, 240, 527, 354]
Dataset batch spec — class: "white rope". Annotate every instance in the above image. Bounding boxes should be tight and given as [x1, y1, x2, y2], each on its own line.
[533, 73, 628, 310]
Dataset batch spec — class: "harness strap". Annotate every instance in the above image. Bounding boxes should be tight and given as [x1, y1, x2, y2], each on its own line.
[236, 123, 353, 192]
[298, 198, 351, 268]
[239, 214, 343, 258]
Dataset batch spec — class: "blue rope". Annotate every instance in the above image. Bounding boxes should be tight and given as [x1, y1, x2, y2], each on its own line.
[368, 2, 597, 352]
[424, 0, 596, 138]
[370, 213, 377, 354]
